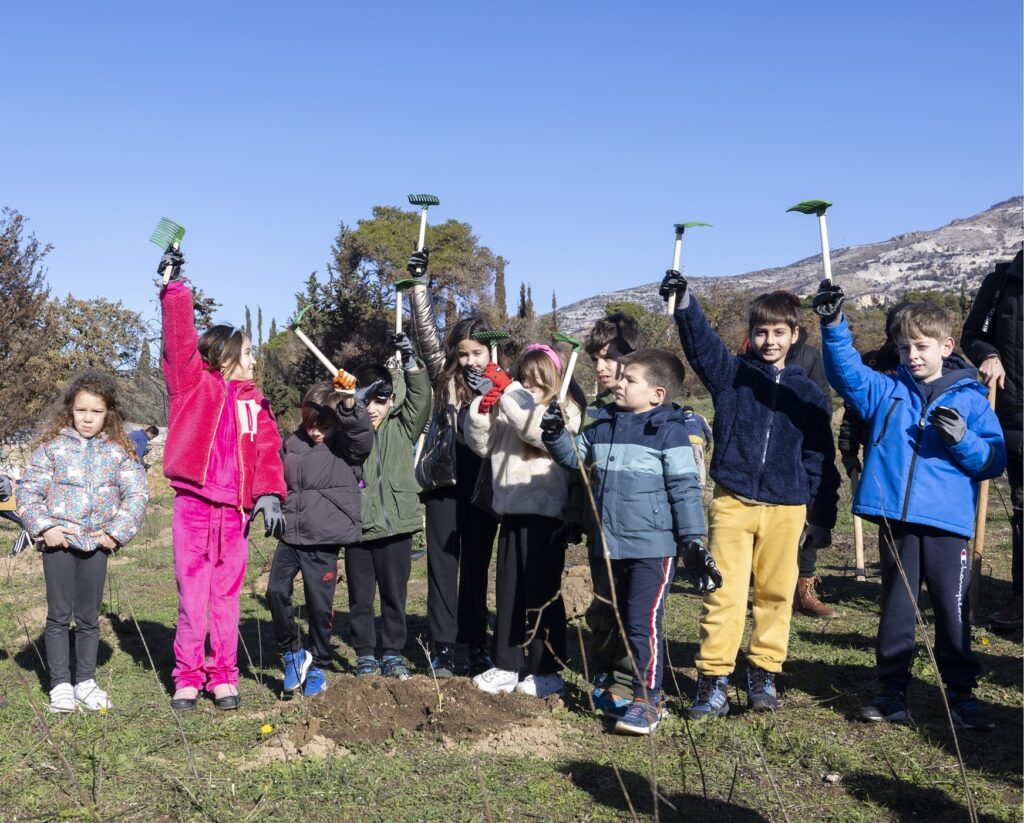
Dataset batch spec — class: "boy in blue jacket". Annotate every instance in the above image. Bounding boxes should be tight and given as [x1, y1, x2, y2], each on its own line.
[814, 284, 1006, 730]
[542, 349, 707, 735]
[660, 272, 840, 719]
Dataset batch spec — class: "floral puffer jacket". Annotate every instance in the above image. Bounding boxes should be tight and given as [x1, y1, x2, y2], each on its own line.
[18, 429, 149, 552]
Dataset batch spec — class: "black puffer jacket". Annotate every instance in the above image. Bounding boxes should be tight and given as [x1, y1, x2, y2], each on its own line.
[279, 403, 374, 546]
[962, 250, 1023, 431]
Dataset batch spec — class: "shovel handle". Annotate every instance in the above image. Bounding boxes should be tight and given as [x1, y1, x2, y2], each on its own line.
[818, 213, 833, 283]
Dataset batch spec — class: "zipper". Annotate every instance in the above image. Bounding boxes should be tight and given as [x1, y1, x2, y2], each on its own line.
[375, 431, 395, 536]
[201, 388, 228, 488]
[758, 372, 782, 486]
[84, 438, 94, 544]
[237, 403, 246, 512]
[899, 379, 950, 522]
[873, 399, 902, 447]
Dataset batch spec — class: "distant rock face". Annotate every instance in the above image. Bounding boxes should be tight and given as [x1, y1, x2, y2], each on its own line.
[557, 197, 1023, 334]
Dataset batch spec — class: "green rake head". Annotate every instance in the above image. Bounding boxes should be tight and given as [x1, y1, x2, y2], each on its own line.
[674, 221, 712, 234]
[408, 194, 440, 207]
[473, 329, 510, 345]
[552, 332, 581, 352]
[289, 303, 315, 330]
[149, 217, 186, 250]
[787, 200, 832, 216]
[394, 278, 422, 291]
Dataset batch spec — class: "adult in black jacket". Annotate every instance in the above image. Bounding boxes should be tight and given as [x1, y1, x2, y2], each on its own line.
[962, 250, 1023, 628]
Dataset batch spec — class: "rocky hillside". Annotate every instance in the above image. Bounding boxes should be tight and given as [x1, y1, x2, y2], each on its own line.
[557, 197, 1023, 334]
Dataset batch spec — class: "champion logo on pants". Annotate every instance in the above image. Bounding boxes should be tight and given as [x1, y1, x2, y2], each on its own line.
[956, 547, 968, 622]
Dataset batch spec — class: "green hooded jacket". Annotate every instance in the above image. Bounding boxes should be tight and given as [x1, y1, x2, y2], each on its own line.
[359, 360, 432, 541]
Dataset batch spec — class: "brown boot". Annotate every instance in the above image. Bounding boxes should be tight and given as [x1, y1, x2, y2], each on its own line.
[794, 576, 839, 618]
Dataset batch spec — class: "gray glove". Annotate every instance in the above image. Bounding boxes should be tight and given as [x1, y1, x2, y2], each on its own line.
[158, 246, 185, 281]
[389, 331, 417, 369]
[840, 453, 862, 479]
[0, 475, 11, 502]
[540, 399, 566, 437]
[549, 521, 584, 551]
[929, 406, 966, 446]
[251, 495, 285, 538]
[801, 523, 832, 549]
[812, 279, 845, 324]
[679, 538, 722, 594]
[463, 367, 493, 397]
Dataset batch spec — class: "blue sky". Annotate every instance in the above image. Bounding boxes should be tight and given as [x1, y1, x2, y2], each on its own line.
[4, 1, 1021, 334]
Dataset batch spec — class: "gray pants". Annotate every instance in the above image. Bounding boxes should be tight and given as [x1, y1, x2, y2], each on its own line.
[43, 548, 108, 688]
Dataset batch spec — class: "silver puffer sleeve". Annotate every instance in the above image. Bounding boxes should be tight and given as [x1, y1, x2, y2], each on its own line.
[407, 283, 446, 384]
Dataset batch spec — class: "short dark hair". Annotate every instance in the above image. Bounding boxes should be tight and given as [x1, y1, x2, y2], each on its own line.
[354, 364, 394, 399]
[618, 349, 685, 401]
[748, 290, 801, 331]
[585, 311, 640, 358]
[144, 425, 159, 437]
[300, 381, 346, 430]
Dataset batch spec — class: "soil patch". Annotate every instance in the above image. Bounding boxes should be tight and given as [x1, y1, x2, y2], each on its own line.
[300, 675, 545, 747]
[561, 563, 593, 622]
[470, 714, 576, 760]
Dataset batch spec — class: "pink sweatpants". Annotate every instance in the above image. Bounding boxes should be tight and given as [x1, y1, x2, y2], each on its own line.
[171, 494, 249, 691]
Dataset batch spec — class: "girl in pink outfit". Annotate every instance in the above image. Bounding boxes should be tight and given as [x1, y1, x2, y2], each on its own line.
[158, 248, 286, 711]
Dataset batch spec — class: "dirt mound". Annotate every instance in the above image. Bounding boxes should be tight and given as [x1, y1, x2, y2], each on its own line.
[470, 715, 576, 760]
[561, 563, 593, 622]
[301, 675, 546, 747]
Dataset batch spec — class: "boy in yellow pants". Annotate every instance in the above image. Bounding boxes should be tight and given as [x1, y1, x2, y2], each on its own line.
[660, 274, 840, 716]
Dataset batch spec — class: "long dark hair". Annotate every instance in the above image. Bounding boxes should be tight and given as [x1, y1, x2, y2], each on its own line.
[35, 371, 133, 456]
[436, 316, 504, 410]
[198, 324, 248, 376]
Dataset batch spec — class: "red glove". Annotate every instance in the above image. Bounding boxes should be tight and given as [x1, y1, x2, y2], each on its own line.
[477, 363, 512, 414]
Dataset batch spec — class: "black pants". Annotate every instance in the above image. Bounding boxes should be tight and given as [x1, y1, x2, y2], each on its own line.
[423, 446, 498, 648]
[611, 556, 675, 699]
[877, 522, 980, 693]
[797, 533, 817, 578]
[587, 555, 633, 699]
[266, 542, 340, 668]
[43, 547, 108, 689]
[345, 534, 412, 658]
[1005, 429, 1022, 595]
[492, 515, 565, 675]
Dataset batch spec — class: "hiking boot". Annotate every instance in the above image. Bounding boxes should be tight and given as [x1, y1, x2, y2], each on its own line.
[988, 593, 1023, 629]
[429, 644, 455, 679]
[355, 656, 380, 677]
[303, 666, 327, 697]
[466, 646, 494, 678]
[381, 655, 412, 681]
[858, 690, 911, 724]
[514, 673, 564, 698]
[74, 680, 113, 712]
[745, 667, 778, 712]
[614, 698, 667, 736]
[949, 691, 995, 731]
[690, 674, 730, 719]
[794, 576, 839, 618]
[48, 683, 76, 713]
[282, 648, 313, 692]
[472, 666, 519, 694]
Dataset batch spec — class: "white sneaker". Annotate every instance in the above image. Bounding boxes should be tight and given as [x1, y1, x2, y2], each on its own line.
[472, 667, 519, 694]
[48, 683, 76, 713]
[74, 680, 113, 711]
[514, 673, 564, 698]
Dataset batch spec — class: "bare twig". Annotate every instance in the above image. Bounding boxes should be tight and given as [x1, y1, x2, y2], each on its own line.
[416, 635, 443, 713]
[663, 639, 708, 799]
[753, 737, 791, 823]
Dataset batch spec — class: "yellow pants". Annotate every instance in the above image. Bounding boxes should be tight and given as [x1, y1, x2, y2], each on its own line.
[695, 487, 806, 675]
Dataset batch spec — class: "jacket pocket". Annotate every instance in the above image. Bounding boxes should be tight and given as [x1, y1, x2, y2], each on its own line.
[619, 491, 672, 533]
[873, 399, 902, 447]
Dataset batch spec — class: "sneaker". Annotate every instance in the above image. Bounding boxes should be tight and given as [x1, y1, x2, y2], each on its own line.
[690, 674, 730, 719]
[466, 646, 494, 678]
[949, 691, 995, 731]
[381, 655, 411, 681]
[745, 666, 778, 712]
[74, 680, 113, 711]
[48, 683, 76, 713]
[303, 666, 327, 697]
[592, 673, 630, 717]
[355, 656, 380, 677]
[988, 593, 1023, 629]
[282, 648, 313, 692]
[514, 673, 564, 698]
[858, 690, 911, 724]
[429, 644, 455, 679]
[472, 666, 519, 694]
[614, 699, 667, 736]
[410, 548, 426, 561]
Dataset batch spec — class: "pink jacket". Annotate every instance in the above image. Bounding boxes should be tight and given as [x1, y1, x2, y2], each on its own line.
[160, 281, 286, 509]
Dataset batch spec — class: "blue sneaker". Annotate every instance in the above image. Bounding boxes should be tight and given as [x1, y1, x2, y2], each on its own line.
[745, 666, 778, 712]
[949, 691, 994, 731]
[614, 698, 667, 736]
[381, 655, 411, 681]
[282, 648, 312, 692]
[858, 689, 911, 724]
[355, 656, 380, 677]
[690, 674, 730, 719]
[303, 666, 326, 697]
[592, 674, 630, 717]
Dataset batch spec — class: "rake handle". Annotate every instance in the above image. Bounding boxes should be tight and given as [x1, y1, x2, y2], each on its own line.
[818, 213, 833, 283]
[969, 383, 998, 620]
[850, 469, 866, 581]
[292, 326, 354, 389]
[558, 350, 580, 403]
[667, 230, 684, 315]
[161, 240, 180, 286]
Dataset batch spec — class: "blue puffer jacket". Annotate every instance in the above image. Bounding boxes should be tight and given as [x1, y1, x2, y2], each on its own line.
[822, 317, 1006, 538]
[543, 403, 706, 559]
[674, 297, 840, 528]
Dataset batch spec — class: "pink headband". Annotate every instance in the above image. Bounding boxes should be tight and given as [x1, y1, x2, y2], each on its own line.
[523, 343, 563, 375]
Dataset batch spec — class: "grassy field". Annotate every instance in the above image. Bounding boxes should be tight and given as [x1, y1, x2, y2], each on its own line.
[0, 439, 1019, 822]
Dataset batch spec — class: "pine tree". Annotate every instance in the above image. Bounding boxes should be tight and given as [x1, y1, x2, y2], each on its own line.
[244, 306, 252, 339]
[494, 257, 508, 321]
[517, 283, 528, 319]
[257, 306, 264, 348]
[551, 291, 558, 331]
[269, 318, 278, 339]
[526, 285, 535, 320]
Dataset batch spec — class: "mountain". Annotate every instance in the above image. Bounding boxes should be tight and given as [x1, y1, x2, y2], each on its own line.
[556, 197, 1023, 334]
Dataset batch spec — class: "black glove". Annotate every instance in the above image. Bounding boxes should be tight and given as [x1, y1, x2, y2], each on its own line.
[659, 269, 687, 302]
[0, 475, 11, 502]
[389, 331, 417, 368]
[158, 245, 185, 281]
[679, 538, 722, 594]
[800, 523, 832, 549]
[840, 453, 862, 479]
[549, 521, 584, 552]
[463, 367, 493, 397]
[251, 495, 285, 539]
[540, 399, 566, 437]
[811, 279, 845, 324]
[407, 248, 430, 278]
[355, 379, 388, 406]
[929, 406, 967, 446]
